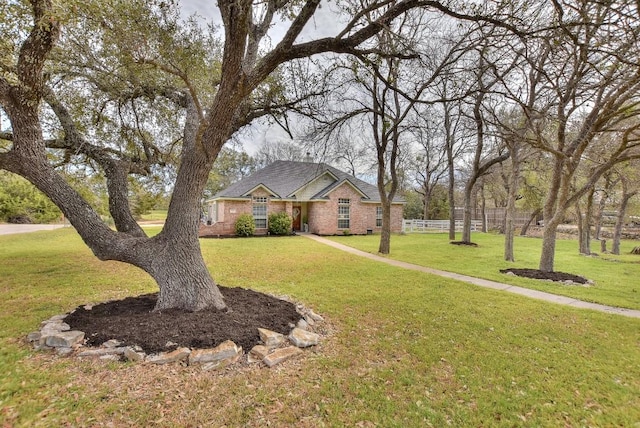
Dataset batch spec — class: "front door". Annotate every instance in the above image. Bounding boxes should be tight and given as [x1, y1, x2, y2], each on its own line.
[292, 204, 302, 231]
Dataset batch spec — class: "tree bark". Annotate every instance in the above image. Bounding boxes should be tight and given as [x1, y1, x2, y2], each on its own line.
[148, 234, 226, 311]
[444, 103, 457, 241]
[612, 187, 637, 255]
[539, 219, 560, 272]
[577, 187, 595, 255]
[461, 180, 474, 243]
[504, 144, 520, 262]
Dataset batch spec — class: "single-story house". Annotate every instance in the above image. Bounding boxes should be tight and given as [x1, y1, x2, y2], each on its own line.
[200, 160, 405, 236]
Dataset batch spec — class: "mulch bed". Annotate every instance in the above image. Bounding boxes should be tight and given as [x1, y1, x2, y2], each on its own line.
[450, 241, 479, 247]
[500, 268, 589, 284]
[64, 286, 301, 354]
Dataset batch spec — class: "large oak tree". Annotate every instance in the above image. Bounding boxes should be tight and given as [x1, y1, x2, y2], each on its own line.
[3, 0, 513, 311]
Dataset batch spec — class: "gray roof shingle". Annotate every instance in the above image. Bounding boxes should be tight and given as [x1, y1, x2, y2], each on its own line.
[210, 160, 401, 203]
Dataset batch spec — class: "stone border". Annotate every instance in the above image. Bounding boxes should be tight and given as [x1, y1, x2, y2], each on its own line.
[26, 299, 326, 370]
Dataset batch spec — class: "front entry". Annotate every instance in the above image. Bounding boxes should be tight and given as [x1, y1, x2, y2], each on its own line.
[292, 204, 302, 231]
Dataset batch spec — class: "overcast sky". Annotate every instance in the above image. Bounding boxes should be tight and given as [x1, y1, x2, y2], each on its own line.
[179, 0, 344, 43]
[176, 0, 345, 155]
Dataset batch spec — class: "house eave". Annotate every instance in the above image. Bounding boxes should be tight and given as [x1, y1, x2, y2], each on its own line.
[241, 183, 280, 198]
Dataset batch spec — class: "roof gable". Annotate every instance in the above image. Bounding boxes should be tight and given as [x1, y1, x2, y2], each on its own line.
[314, 178, 368, 199]
[289, 170, 338, 199]
[241, 184, 279, 198]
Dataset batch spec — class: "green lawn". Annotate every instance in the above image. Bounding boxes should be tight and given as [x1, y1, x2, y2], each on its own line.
[1, 229, 639, 426]
[329, 232, 640, 311]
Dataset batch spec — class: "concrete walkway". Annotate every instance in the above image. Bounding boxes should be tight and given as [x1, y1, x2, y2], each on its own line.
[0, 224, 66, 235]
[303, 234, 640, 319]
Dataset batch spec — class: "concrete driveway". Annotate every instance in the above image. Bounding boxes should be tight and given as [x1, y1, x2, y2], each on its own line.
[0, 224, 66, 235]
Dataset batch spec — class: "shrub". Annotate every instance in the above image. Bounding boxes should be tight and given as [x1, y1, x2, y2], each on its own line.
[0, 172, 61, 223]
[235, 214, 255, 237]
[268, 212, 292, 236]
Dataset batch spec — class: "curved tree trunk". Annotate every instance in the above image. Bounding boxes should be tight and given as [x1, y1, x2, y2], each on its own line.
[520, 208, 541, 236]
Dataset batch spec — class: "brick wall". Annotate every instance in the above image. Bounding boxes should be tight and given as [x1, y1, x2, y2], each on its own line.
[201, 184, 403, 237]
[200, 189, 292, 237]
[307, 183, 404, 235]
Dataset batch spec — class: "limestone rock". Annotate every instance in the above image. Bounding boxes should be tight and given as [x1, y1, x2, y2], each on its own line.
[27, 331, 41, 343]
[124, 347, 146, 362]
[40, 314, 66, 327]
[78, 347, 127, 357]
[296, 319, 309, 330]
[103, 339, 122, 348]
[56, 347, 74, 356]
[258, 328, 285, 348]
[263, 346, 303, 367]
[306, 310, 324, 323]
[200, 352, 242, 371]
[189, 340, 241, 366]
[146, 347, 191, 365]
[289, 328, 320, 348]
[44, 331, 85, 348]
[248, 345, 270, 363]
[41, 321, 71, 334]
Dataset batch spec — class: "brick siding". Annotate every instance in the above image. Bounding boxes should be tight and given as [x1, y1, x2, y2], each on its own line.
[200, 183, 402, 237]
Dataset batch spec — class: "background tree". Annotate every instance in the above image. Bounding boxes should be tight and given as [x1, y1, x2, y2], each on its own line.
[611, 161, 640, 254]
[0, 171, 62, 223]
[3, 0, 513, 311]
[204, 146, 257, 198]
[501, 0, 640, 272]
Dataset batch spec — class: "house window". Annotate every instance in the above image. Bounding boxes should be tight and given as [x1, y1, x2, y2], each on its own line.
[376, 206, 383, 227]
[338, 198, 350, 229]
[209, 202, 218, 223]
[253, 196, 267, 228]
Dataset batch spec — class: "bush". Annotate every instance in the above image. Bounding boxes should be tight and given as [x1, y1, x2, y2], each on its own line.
[0, 172, 61, 223]
[268, 212, 292, 236]
[235, 214, 255, 237]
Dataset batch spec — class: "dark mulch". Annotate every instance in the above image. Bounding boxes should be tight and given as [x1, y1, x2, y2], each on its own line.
[500, 268, 589, 284]
[450, 241, 478, 247]
[64, 286, 301, 354]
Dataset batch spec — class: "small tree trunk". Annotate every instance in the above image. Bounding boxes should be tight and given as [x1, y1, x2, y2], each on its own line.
[461, 182, 474, 243]
[520, 208, 541, 236]
[576, 204, 590, 255]
[600, 239, 607, 253]
[504, 145, 520, 262]
[612, 189, 637, 255]
[480, 184, 488, 233]
[378, 202, 392, 254]
[593, 193, 608, 239]
[577, 188, 595, 255]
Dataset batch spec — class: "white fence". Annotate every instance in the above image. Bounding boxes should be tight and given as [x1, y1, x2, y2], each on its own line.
[402, 219, 483, 233]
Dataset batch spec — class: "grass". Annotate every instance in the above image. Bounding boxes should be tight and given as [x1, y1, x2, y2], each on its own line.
[328, 232, 640, 311]
[139, 209, 168, 222]
[0, 229, 639, 426]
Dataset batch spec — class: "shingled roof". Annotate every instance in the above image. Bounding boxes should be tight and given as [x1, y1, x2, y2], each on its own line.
[210, 160, 399, 203]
